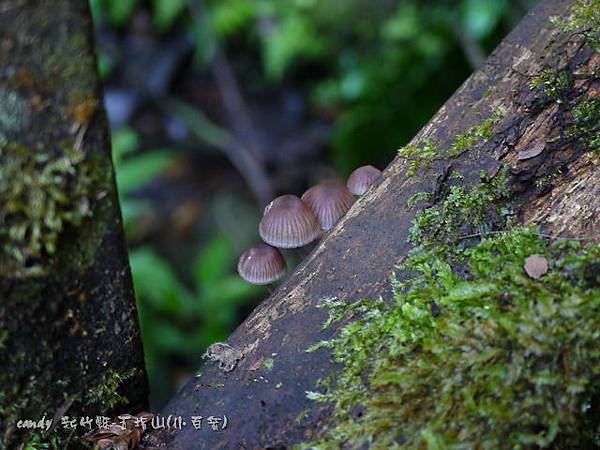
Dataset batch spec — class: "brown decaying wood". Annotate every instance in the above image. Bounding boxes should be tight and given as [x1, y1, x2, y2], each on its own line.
[143, 0, 599, 448]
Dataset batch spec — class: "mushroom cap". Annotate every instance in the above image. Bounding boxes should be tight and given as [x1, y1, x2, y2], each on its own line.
[237, 244, 287, 285]
[259, 194, 321, 248]
[346, 165, 382, 195]
[301, 182, 355, 231]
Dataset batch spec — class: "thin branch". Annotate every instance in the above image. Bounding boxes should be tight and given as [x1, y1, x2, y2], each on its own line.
[188, 0, 273, 206]
[165, 99, 273, 207]
[453, 22, 487, 71]
[451, 230, 597, 242]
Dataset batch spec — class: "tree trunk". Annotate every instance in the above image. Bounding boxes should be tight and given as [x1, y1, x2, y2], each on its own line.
[0, 2, 148, 448]
[142, 0, 599, 448]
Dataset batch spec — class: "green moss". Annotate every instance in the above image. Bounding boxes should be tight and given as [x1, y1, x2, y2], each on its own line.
[529, 69, 599, 152]
[264, 358, 275, 371]
[303, 228, 600, 449]
[296, 409, 310, 424]
[550, 0, 600, 52]
[534, 167, 563, 188]
[569, 98, 600, 152]
[406, 191, 431, 210]
[302, 129, 599, 447]
[21, 433, 66, 450]
[1, 366, 137, 448]
[397, 139, 438, 177]
[408, 166, 511, 250]
[0, 142, 95, 276]
[449, 107, 505, 156]
[397, 107, 505, 176]
[85, 368, 138, 410]
[530, 68, 572, 103]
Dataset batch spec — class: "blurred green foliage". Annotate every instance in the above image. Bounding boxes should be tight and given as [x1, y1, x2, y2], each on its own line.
[92, 0, 535, 407]
[93, 0, 535, 172]
[111, 127, 262, 406]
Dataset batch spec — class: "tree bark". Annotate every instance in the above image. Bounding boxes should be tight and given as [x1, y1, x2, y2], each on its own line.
[0, 2, 148, 448]
[143, 0, 599, 448]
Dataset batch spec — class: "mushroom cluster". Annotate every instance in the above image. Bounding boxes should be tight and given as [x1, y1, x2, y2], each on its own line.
[237, 165, 382, 289]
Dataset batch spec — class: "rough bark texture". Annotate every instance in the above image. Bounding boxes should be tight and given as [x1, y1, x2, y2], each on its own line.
[0, 2, 148, 448]
[143, 0, 598, 448]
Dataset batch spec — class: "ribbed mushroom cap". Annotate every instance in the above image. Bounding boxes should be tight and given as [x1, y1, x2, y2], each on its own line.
[301, 182, 355, 231]
[346, 165, 382, 195]
[237, 244, 287, 285]
[259, 195, 321, 248]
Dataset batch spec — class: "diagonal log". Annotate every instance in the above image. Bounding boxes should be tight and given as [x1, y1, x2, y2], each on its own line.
[144, 0, 599, 448]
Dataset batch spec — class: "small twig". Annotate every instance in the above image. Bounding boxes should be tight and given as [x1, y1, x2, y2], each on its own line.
[188, 0, 273, 206]
[43, 398, 74, 438]
[165, 98, 273, 206]
[452, 22, 486, 71]
[451, 230, 597, 242]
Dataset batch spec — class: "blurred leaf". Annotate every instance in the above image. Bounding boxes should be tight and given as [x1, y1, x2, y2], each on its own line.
[210, 0, 256, 37]
[211, 192, 261, 250]
[381, 3, 420, 41]
[120, 197, 152, 234]
[200, 281, 260, 331]
[97, 51, 115, 81]
[115, 150, 175, 194]
[152, 0, 187, 32]
[89, 0, 103, 22]
[461, 0, 506, 39]
[103, 0, 139, 27]
[111, 126, 140, 164]
[193, 234, 234, 287]
[151, 320, 188, 351]
[193, 25, 217, 68]
[262, 14, 327, 81]
[130, 246, 193, 315]
[340, 70, 365, 101]
[167, 99, 232, 148]
[207, 275, 262, 308]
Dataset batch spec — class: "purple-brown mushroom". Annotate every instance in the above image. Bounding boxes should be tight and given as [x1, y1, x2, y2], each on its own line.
[259, 195, 320, 248]
[347, 165, 382, 195]
[301, 182, 355, 231]
[237, 244, 287, 285]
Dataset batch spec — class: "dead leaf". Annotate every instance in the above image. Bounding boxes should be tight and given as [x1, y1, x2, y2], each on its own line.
[83, 412, 153, 450]
[518, 141, 545, 160]
[524, 254, 548, 279]
[203, 342, 243, 372]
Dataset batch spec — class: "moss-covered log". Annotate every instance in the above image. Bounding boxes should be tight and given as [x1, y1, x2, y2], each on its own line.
[0, 2, 148, 448]
[143, 0, 599, 448]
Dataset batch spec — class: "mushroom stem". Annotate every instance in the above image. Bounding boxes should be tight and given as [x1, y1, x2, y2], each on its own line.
[266, 284, 274, 294]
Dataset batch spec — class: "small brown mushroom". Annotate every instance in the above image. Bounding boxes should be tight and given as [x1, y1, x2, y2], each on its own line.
[237, 244, 287, 285]
[259, 195, 320, 248]
[301, 182, 355, 231]
[347, 165, 382, 195]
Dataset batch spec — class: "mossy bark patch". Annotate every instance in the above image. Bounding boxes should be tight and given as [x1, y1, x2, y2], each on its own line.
[305, 228, 600, 449]
[0, 2, 148, 448]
